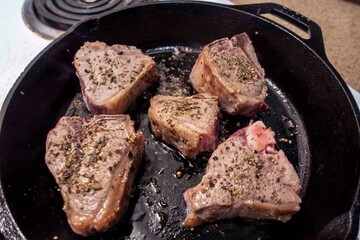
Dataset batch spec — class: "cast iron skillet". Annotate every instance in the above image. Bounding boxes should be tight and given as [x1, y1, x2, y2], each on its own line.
[1, 2, 360, 240]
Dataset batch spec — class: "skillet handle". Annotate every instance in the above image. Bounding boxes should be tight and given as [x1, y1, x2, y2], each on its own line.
[231, 3, 327, 59]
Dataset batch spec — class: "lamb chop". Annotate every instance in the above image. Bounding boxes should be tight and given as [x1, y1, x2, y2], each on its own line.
[183, 121, 301, 227]
[148, 93, 220, 159]
[74, 41, 158, 114]
[45, 115, 144, 236]
[190, 33, 267, 116]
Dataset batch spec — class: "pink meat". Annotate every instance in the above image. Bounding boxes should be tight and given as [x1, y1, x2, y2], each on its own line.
[183, 121, 301, 228]
[190, 33, 267, 116]
[148, 93, 220, 159]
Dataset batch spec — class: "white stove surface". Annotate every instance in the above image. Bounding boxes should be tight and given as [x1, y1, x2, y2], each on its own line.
[0, 1, 50, 108]
[0, 0, 359, 238]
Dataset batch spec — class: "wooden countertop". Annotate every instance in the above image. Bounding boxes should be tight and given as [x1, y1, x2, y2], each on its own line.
[233, 0, 360, 92]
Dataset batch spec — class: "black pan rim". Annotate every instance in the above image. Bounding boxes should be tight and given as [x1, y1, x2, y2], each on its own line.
[1, 1, 360, 239]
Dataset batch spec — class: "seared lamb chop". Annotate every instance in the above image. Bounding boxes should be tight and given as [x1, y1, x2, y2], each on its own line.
[74, 41, 158, 114]
[190, 33, 267, 116]
[148, 93, 220, 159]
[45, 115, 144, 236]
[183, 121, 301, 227]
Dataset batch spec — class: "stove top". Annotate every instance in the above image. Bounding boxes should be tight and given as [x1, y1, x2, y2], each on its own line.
[22, 0, 141, 38]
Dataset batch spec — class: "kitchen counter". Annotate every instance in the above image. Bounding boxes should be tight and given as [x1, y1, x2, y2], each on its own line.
[233, 0, 360, 92]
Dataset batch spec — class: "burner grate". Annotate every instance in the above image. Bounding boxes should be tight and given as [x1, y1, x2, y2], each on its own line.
[22, 0, 147, 39]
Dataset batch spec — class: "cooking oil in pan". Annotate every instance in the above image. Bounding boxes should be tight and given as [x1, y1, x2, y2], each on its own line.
[65, 46, 309, 240]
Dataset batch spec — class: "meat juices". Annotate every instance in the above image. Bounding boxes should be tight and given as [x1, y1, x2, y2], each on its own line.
[190, 33, 267, 116]
[45, 115, 144, 236]
[183, 121, 301, 228]
[148, 93, 220, 159]
[74, 41, 158, 114]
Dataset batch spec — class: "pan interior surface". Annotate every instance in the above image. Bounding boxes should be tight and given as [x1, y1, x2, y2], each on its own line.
[2, 45, 309, 240]
[0, 2, 359, 240]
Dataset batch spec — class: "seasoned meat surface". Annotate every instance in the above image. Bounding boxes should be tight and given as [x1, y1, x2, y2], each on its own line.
[74, 41, 158, 114]
[148, 93, 220, 159]
[183, 121, 301, 227]
[45, 115, 144, 236]
[190, 33, 267, 116]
